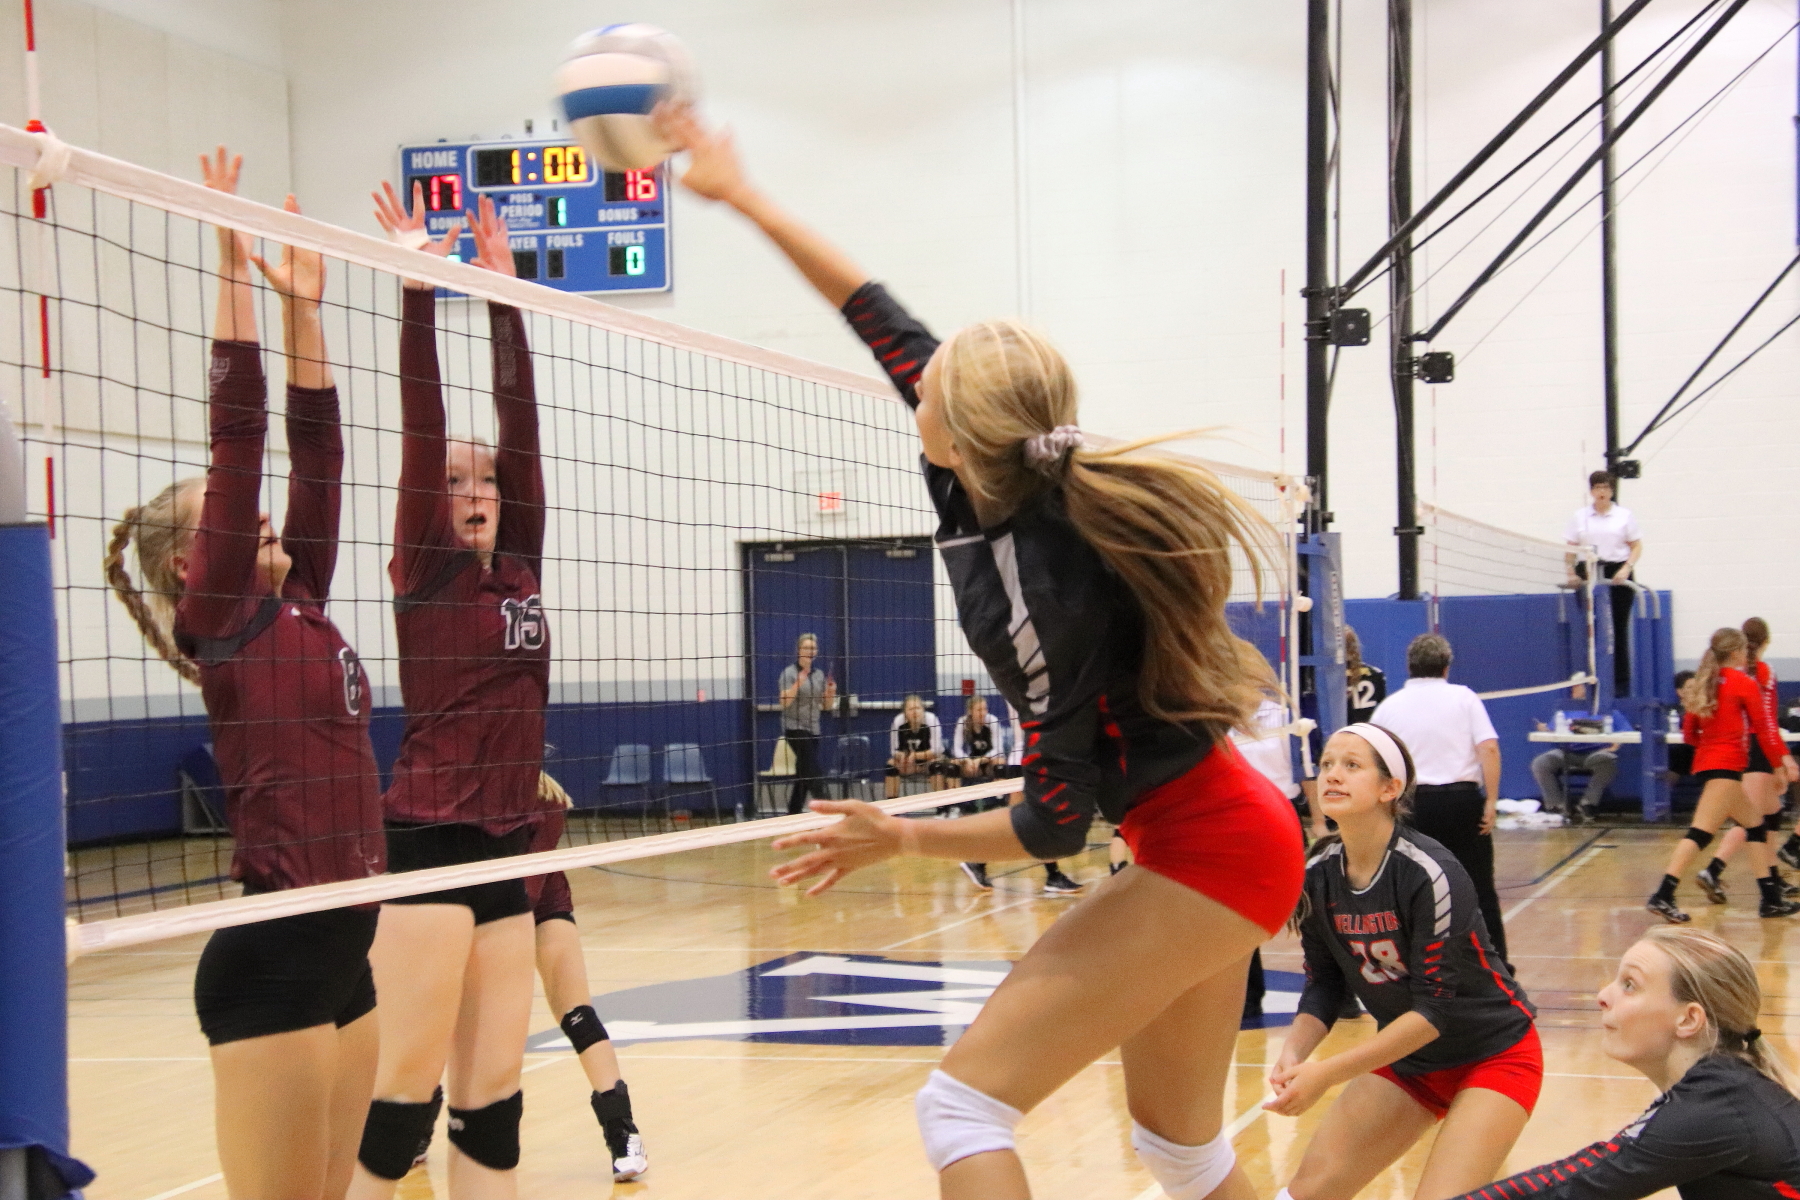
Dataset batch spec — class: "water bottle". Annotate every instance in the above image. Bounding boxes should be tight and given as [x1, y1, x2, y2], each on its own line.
[1554, 710, 1570, 734]
[1602, 713, 1614, 734]
[1667, 708, 1681, 736]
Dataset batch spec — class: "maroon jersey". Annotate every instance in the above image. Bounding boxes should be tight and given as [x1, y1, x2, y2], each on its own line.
[524, 806, 572, 919]
[173, 340, 385, 892]
[385, 291, 550, 836]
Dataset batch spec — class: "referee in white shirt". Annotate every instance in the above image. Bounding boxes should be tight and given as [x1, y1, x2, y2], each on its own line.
[1564, 470, 1643, 695]
[1371, 633, 1509, 963]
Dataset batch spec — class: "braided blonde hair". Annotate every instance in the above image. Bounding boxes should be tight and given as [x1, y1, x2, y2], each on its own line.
[103, 478, 204, 684]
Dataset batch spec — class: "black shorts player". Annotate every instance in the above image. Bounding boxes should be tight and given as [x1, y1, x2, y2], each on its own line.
[1450, 1055, 1800, 1200]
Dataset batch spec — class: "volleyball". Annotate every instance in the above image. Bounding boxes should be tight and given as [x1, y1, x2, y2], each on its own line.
[553, 23, 697, 173]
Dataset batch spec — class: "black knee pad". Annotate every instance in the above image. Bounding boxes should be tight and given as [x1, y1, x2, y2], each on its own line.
[1747, 823, 1769, 843]
[592, 1079, 633, 1124]
[359, 1087, 443, 1181]
[561, 1004, 610, 1055]
[447, 1090, 523, 1171]
[1764, 815, 1784, 835]
[1684, 827, 1714, 851]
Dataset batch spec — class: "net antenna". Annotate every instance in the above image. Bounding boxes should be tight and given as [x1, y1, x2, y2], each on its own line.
[1418, 502, 1599, 701]
[0, 122, 1300, 961]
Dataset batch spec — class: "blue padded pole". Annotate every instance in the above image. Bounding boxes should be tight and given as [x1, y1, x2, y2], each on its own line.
[0, 442, 91, 1193]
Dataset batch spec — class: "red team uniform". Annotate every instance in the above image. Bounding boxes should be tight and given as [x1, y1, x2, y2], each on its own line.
[383, 289, 551, 920]
[181, 340, 385, 1044]
[1683, 667, 1786, 782]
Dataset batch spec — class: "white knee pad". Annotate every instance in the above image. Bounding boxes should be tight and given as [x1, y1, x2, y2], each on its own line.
[915, 1069, 1024, 1173]
[1131, 1121, 1237, 1200]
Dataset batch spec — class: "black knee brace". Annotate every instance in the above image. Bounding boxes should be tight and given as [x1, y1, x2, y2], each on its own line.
[1684, 827, 1714, 851]
[1747, 822, 1769, 843]
[447, 1090, 523, 1171]
[1764, 814, 1785, 835]
[359, 1087, 443, 1181]
[561, 1004, 611, 1055]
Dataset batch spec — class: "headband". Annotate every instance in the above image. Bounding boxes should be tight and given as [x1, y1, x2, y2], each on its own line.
[1338, 723, 1411, 786]
[1023, 425, 1084, 473]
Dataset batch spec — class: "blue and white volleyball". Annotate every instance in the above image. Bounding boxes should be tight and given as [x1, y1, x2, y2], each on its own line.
[554, 23, 698, 173]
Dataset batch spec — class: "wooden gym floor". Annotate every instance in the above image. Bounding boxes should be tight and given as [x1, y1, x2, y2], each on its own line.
[68, 823, 1797, 1200]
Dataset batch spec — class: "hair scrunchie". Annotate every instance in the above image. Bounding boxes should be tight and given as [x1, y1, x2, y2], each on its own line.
[1023, 425, 1084, 473]
[1745, 1027, 1763, 1045]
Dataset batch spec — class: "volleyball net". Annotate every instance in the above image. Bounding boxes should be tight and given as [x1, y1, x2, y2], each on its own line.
[0, 124, 1300, 955]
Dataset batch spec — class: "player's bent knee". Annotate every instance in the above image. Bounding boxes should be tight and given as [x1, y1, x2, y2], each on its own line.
[1132, 1122, 1236, 1200]
[560, 1004, 610, 1055]
[359, 1088, 443, 1180]
[1684, 827, 1714, 850]
[915, 1069, 1023, 1173]
[447, 1090, 523, 1171]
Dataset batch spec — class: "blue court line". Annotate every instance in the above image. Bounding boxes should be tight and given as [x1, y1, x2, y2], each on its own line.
[74, 874, 232, 907]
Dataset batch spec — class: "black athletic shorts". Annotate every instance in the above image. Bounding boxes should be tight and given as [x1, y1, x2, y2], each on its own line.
[195, 905, 377, 1046]
[1748, 742, 1774, 775]
[1693, 768, 1743, 784]
[383, 821, 532, 925]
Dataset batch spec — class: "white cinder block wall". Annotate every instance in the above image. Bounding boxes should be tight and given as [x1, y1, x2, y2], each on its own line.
[8, 0, 1797, 673]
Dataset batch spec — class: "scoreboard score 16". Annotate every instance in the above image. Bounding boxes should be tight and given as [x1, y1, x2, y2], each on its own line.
[397, 137, 670, 294]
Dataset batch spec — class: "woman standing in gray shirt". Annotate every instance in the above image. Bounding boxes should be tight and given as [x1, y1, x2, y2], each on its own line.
[779, 632, 837, 814]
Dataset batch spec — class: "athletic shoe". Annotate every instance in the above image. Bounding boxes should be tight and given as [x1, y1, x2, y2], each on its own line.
[1042, 867, 1084, 895]
[1759, 896, 1800, 919]
[1777, 868, 1800, 899]
[960, 862, 992, 890]
[604, 1122, 647, 1182]
[1781, 840, 1800, 871]
[1645, 895, 1691, 924]
[1695, 864, 1728, 905]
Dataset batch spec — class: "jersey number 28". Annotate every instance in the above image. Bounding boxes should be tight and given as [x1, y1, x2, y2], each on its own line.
[1348, 938, 1406, 984]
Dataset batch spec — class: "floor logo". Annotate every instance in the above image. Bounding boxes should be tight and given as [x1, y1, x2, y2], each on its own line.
[528, 953, 1302, 1050]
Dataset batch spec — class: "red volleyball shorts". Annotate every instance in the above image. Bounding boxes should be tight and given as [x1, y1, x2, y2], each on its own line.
[1375, 1026, 1544, 1120]
[1117, 742, 1305, 936]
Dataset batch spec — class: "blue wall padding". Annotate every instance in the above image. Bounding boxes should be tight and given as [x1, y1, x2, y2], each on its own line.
[0, 524, 94, 1194]
[1343, 592, 1674, 802]
[1343, 599, 1429, 683]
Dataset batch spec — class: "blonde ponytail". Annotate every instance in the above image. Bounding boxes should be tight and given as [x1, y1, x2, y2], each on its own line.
[1684, 627, 1747, 718]
[1643, 926, 1799, 1095]
[934, 320, 1278, 730]
[104, 479, 204, 685]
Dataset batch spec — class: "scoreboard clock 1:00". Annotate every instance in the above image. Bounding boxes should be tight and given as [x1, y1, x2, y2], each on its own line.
[398, 137, 670, 295]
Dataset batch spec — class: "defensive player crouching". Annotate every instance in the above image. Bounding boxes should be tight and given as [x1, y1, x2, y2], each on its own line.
[1270, 724, 1542, 1200]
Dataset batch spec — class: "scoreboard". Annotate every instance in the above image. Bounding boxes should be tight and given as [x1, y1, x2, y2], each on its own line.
[397, 137, 670, 294]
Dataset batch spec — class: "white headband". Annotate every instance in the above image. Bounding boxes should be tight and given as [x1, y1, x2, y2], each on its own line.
[1338, 723, 1411, 786]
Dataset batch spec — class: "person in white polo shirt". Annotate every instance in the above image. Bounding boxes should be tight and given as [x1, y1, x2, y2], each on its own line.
[1371, 632, 1509, 963]
[1564, 470, 1643, 695]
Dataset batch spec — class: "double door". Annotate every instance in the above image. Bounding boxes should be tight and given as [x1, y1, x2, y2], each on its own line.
[742, 538, 937, 790]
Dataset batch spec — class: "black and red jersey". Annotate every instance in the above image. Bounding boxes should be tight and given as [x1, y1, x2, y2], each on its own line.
[1297, 825, 1534, 1074]
[174, 340, 384, 892]
[1454, 1055, 1800, 1200]
[841, 282, 1220, 861]
[1684, 667, 1787, 775]
[385, 291, 550, 837]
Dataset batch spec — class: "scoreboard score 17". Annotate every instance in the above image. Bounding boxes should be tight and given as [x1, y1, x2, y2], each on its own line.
[398, 137, 670, 294]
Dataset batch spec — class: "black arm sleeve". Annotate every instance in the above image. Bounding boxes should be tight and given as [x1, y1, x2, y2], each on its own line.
[1453, 1092, 1750, 1200]
[1295, 893, 1350, 1029]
